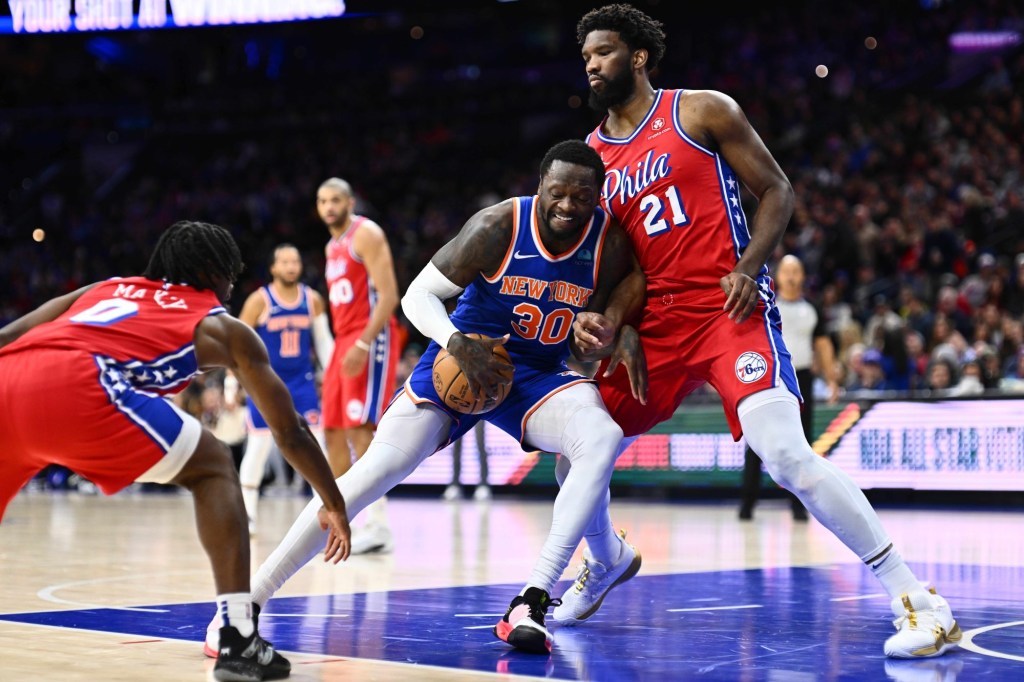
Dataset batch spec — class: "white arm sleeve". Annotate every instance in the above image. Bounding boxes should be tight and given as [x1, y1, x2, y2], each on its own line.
[401, 262, 465, 349]
[311, 313, 335, 370]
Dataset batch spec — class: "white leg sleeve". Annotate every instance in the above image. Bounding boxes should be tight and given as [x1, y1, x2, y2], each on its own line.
[250, 394, 451, 607]
[522, 384, 624, 593]
[738, 387, 892, 561]
[239, 432, 274, 521]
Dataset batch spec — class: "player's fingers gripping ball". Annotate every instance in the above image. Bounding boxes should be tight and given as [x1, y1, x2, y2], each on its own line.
[432, 333, 514, 414]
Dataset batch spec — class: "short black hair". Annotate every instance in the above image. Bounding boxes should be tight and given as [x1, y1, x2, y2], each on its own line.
[144, 220, 243, 291]
[539, 140, 605, 185]
[577, 4, 667, 71]
[270, 242, 300, 269]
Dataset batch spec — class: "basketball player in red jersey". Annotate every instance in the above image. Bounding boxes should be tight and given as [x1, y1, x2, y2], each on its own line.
[317, 178, 401, 554]
[557, 4, 959, 659]
[0, 222, 350, 682]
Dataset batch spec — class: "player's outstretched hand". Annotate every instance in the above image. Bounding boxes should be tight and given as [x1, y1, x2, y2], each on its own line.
[319, 507, 351, 564]
[604, 325, 647, 404]
[720, 271, 760, 323]
[448, 332, 514, 401]
[574, 312, 616, 353]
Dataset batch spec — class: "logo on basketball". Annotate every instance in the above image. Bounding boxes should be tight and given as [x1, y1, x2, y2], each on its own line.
[735, 352, 767, 383]
[652, 117, 665, 131]
[345, 399, 364, 420]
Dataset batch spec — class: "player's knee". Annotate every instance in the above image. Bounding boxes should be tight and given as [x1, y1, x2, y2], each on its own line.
[759, 443, 814, 493]
[174, 431, 238, 489]
[562, 410, 623, 470]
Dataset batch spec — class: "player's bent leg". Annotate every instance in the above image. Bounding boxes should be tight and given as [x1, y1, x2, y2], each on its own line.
[738, 387, 959, 658]
[495, 385, 632, 651]
[205, 394, 450, 654]
[165, 428, 290, 681]
[238, 431, 273, 534]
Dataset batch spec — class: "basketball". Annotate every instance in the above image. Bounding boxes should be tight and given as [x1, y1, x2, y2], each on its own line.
[432, 334, 514, 414]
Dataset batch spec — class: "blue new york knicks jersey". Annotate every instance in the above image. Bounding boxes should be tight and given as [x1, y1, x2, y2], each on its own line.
[405, 195, 611, 446]
[449, 195, 609, 369]
[248, 284, 321, 431]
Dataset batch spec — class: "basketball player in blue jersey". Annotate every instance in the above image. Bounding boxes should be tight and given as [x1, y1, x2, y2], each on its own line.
[204, 140, 646, 656]
[235, 245, 335, 535]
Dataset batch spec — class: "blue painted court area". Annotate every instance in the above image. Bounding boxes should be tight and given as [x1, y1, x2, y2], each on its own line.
[2, 563, 1022, 681]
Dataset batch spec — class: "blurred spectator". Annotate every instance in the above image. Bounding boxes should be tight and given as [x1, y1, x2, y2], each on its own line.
[849, 348, 887, 393]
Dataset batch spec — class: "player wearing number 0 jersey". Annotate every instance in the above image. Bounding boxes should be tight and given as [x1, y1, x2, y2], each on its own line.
[204, 141, 643, 657]
[0, 275, 225, 507]
[558, 5, 959, 659]
[0, 221, 350, 681]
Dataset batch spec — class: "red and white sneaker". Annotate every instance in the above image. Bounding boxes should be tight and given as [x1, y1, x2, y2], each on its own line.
[493, 587, 560, 655]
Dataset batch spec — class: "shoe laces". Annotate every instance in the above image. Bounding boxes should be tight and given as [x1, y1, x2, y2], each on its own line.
[508, 590, 562, 624]
[573, 555, 609, 593]
[892, 593, 941, 632]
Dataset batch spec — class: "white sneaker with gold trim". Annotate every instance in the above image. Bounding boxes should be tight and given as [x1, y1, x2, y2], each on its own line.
[884, 587, 961, 658]
[551, 530, 641, 626]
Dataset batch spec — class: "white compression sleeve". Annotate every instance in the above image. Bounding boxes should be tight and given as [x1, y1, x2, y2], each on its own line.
[249, 393, 451, 607]
[401, 262, 464, 349]
[311, 313, 334, 371]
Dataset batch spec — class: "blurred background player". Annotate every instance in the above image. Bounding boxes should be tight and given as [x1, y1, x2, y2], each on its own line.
[0, 221, 350, 681]
[739, 254, 838, 521]
[318, 177, 401, 554]
[443, 422, 492, 501]
[236, 244, 334, 534]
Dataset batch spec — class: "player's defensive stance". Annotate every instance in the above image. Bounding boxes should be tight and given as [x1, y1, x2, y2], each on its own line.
[0, 222, 350, 682]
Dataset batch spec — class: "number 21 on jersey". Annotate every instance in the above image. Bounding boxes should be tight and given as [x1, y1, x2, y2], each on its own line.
[639, 186, 688, 236]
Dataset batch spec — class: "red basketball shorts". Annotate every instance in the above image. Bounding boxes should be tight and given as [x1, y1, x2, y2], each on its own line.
[599, 294, 800, 440]
[322, 321, 400, 430]
[0, 348, 201, 521]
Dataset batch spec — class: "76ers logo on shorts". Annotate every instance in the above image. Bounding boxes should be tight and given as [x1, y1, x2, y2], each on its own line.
[735, 352, 767, 384]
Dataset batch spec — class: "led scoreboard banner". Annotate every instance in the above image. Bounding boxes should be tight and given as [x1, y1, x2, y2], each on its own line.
[2, 1, 346, 33]
[397, 397, 1024, 492]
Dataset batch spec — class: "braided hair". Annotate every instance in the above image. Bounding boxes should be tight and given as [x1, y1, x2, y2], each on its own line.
[577, 4, 667, 71]
[143, 220, 244, 291]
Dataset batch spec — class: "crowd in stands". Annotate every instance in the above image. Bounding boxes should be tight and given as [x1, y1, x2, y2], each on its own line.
[2, 0, 1023, 405]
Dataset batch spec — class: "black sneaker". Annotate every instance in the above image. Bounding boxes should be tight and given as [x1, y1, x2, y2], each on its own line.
[213, 625, 291, 681]
[493, 587, 561, 654]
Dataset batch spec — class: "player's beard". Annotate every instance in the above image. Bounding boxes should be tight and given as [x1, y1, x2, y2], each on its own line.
[588, 68, 635, 111]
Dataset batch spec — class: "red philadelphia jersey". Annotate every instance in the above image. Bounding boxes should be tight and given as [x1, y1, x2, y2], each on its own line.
[0, 277, 225, 395]
[325, 216, 377, 337]
[587, 89, 769, 300]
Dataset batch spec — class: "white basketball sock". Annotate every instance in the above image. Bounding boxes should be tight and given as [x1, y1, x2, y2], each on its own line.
[217, 592, 254, 637]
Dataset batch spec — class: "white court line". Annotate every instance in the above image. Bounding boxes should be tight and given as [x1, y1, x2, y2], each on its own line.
[35, 571, 205, 612]
[959, 620, 1024, 662]
[463, 624, 497, 630]
[667, 604, 763, 613]
[830, 593, 886, 602]
[261, 613, 349, 618]
[454, 613, 504, 617]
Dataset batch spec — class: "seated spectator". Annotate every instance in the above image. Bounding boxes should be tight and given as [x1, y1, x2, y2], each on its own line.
[848, 348, 887, 393]
[925, 358, 959, 395]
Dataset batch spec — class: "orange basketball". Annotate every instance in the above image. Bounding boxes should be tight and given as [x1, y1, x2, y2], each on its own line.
[432, 333, 513, 415]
